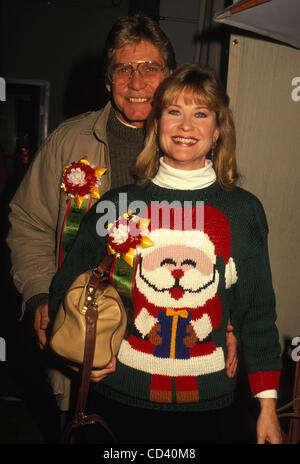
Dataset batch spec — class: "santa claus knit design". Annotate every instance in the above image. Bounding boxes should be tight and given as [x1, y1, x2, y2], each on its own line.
[49, 180, 282, 412]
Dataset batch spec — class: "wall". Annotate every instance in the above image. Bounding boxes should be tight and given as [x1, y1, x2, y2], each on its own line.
[159, 0, 201, 65]
[226, 34, 300, 348]
[159, 0, 229, 80]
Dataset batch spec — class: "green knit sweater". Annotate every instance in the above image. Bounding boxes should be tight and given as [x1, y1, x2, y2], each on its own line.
[49, 180, 282, 412]
[107, 110, 145, 189]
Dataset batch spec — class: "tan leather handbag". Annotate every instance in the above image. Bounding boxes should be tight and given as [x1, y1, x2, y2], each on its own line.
[49, 255, 127, 444]
[50, 255, 127, 369]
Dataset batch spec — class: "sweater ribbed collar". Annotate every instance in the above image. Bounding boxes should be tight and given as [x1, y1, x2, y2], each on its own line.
[152, 158, 216, 190]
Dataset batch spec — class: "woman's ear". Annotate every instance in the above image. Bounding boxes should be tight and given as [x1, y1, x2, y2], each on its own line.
[154, 119, 158, 135]
[214, 126, 220, 142]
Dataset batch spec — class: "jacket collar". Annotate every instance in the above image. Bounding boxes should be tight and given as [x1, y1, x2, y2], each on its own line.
[93, 101, 112, 142]
[78, 101, 112, 142]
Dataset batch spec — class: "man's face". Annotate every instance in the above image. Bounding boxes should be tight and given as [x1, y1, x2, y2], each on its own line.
[106, 40, 166, 128]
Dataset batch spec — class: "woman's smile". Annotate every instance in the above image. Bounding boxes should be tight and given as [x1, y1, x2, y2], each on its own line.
[171, 136, 198, 146]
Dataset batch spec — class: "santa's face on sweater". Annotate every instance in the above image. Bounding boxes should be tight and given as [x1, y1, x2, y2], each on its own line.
[136, 240, 219, 309]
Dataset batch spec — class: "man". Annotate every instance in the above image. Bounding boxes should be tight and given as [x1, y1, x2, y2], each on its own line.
[7, 13, 175, 338]
[7, 14, 237, 413]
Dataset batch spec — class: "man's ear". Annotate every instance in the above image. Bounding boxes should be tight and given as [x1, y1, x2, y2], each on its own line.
[106, 82, 111, 93]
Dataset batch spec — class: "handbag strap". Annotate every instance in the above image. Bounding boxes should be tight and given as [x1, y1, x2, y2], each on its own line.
[74, 306, 98, 418]
[61, 255, 117, 444]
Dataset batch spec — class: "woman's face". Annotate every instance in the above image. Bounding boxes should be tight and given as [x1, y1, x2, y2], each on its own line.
[156, 91, 219, 170]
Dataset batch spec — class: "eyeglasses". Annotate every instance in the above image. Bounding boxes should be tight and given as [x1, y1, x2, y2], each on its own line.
[108, 61, 166, 84]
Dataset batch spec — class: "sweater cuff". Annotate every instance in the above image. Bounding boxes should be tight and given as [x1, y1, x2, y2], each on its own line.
[248, 371, 280, 395]
[26, 294, 49, 313]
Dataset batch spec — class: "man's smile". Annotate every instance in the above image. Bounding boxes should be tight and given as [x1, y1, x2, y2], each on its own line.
[127, 96, 151, 103]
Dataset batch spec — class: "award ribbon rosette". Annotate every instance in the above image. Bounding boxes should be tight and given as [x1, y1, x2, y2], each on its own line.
[59, 156, 106, 266]
[107, 211, 154, 304]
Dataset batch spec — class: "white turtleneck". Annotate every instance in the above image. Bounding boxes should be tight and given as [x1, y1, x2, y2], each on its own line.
[152, 157, 216, 190]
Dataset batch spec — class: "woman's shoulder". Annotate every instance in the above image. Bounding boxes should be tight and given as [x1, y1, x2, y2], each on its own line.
[222, 186, 269, 248]
[224, 186, 267, 220]
[82, 183, 149, 224]
[100, 183, 147, 202]
[227, 185, 264, 205]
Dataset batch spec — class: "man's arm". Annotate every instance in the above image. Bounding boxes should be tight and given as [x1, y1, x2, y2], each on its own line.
[33, 300, 50, 349]
[225, 322, 238, 378]
[7, 131, 62, 314]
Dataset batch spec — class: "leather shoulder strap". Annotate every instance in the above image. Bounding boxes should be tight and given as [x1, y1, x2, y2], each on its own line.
[61, 254, 117, 444]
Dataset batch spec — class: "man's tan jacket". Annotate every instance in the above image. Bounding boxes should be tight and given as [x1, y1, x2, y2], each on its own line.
[7, 102, 113, 313]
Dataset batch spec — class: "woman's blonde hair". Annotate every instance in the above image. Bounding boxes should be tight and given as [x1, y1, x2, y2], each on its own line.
[133, 63, 239, 190]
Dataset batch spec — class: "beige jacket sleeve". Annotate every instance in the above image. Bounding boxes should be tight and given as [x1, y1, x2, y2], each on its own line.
[7, 129, 63, 310]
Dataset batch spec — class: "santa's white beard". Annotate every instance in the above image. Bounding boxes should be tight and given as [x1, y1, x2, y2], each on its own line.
[135, 264, 219, 309]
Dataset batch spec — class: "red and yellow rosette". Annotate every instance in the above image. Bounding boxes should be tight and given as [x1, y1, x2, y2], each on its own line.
[107, 211, 154, 266]
[61, 156, 107, 208]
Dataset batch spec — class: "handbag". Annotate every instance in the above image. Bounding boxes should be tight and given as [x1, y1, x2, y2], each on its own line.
[49, 255, 127, 444]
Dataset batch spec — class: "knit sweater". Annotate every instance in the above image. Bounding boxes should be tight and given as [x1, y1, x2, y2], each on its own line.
[49, 176, 282, 412]
[107, 110, 145, 189]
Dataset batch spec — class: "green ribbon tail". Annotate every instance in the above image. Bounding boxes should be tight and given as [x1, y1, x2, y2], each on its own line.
[59, 197, 91, 266]
[110, 255, 139, 323]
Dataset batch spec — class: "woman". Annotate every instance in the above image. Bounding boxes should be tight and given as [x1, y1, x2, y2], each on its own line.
[49, 64, 282, 444]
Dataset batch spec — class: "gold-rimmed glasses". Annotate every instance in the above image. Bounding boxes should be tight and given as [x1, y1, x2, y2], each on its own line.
[108, 61, 166, 84]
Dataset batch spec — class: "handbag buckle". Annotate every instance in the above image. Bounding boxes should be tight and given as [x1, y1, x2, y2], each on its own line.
[80, 285, 98, 314]
[92, 267, 110, 281]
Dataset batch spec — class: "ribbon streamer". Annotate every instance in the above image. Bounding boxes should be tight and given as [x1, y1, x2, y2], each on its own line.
[59, 197, 92, 266]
